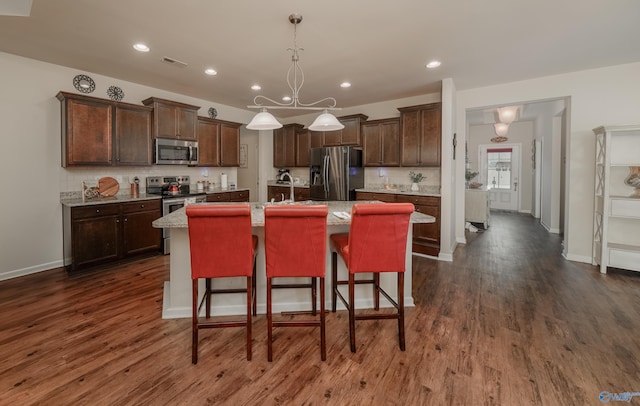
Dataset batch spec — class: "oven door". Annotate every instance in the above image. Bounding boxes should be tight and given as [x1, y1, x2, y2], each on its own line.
[161, 196, 206, 254]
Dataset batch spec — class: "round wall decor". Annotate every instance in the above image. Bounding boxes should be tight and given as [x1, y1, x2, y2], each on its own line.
[208, 107, 218, 118]
[107, 86, 124, 101]
[73, 74, 95, 93]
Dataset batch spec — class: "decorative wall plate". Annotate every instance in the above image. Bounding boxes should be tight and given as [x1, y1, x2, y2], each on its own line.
[208, 107, 218, 118]
[490, 136, 508, 143]
[107, 86, 124, 101]
[73, 74, 95, 93]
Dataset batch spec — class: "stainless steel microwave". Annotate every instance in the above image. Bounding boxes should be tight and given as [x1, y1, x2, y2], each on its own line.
[153, 138, 198, 165]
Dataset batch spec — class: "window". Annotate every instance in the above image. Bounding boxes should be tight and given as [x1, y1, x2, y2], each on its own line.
[487, 148, 512, 189]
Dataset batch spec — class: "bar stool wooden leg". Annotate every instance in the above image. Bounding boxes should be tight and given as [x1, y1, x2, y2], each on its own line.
[320, 277, 326, 361]
[205, 278, 212, 318]
[373, 273, 380, 311]
[348, 273, 356, 353]
[331, 252, 338, 313]
[267, 277, 273, 362]
[398, 272, 405, 351]
[252, 263, 257, 316]
[192, 280, 199, 364]
[311, 277, 317, 316]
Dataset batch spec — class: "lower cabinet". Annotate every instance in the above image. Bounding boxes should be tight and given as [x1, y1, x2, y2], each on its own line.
[267, 185, 310, 202]
[63, 200, 162, 271]
[206, 190, 250, 203]
[356, 191, 441, 257]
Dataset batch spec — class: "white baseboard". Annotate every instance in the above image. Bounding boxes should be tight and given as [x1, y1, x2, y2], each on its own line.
[0, 260, 64, 281]
[563, 252, 593, 264]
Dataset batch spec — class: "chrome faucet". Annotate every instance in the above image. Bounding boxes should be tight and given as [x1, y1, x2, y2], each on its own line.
[281, 172, 295, 203]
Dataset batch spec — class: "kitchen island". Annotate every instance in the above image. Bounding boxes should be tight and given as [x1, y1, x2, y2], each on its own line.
[152, 201, 435, 319]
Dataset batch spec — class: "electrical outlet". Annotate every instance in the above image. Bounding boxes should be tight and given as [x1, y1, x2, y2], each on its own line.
[378, 168, 387, 177]
[201, 168, 209, 177]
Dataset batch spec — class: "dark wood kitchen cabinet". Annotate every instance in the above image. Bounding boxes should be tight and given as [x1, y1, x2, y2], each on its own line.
[197, 117, 241, 167]
[318, 114, 368, 147]
[356, 192, 440, 257]
[206, 190, 250, 202]
[395, 194, 441, 257]
[361, 118, 400, 167]
[57, 92, 152, 167]
[274, 123, 303, 168]
[142, 97, 199, 140]
[398, 103, 441, 167]
[295, 128, 323, 167]
[268, 185, 309, 202]
[63, 200, 161, 272]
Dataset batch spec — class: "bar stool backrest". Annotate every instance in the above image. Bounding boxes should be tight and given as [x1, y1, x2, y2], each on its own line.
[264, 205, 329, 278]
[186, 204, 255, 279]
[347, 203, 414, 274]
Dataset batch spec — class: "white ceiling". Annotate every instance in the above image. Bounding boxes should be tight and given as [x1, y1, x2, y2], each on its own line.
[1, 1, 639, 117]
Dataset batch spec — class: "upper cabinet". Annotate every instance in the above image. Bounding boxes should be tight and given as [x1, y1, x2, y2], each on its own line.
[57, 92, 152, 167]
[295, 127, 323, 167]
[274, 123, 303, 168]
[362, 118, 400, 167]
[197, 117, 241, 167]
[398, 103, 441, 167]
[142, 97, 199, 140]
[317, 114, 368, 147]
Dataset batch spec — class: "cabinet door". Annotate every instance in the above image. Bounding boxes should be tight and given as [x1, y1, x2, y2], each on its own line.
[362, 123, 382, 166]
[155, 104, 178, 139]
[267, 186, 291, 202]
[339, 116, 362, 145]
[419, 107, 441, 167]
[400, 109, 421, 166]
[273, 124, 299, 168]
[220, 123, 240, 166]
[115, 105, 152, 166]
[71, 211, 120, 269]
[177, 108, 197, 140]
[64, 98, 112, 166]
[228, 190, 250, 202]
[121, 201, 161, 256]
[323, 130, 341, 146]
[197, 119, 220, 166]
[380, 120, 400, 166]
[294, 187, 310, 201]
[296, 128, 311, 167]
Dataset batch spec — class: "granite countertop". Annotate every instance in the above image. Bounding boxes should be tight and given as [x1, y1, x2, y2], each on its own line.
[60, 187, 250, 207]
[356, 187, 441, 197]
[152, 201, 435, 229]
[267, 180, 309, 188]
[61, 193, 162, 207]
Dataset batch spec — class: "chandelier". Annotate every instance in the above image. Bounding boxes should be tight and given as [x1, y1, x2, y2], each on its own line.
[246, 14, 344, 131]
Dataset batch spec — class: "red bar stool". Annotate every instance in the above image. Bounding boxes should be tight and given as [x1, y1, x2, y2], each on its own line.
[330, 203, 414, 353]
[186, 204, 258, 364]
[264, 205, 329, 361]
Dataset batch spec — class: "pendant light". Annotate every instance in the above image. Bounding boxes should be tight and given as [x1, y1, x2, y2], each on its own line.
[247, 14, 343, 131]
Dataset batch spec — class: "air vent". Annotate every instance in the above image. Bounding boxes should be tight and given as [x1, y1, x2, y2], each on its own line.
[160, 56, 188, 68]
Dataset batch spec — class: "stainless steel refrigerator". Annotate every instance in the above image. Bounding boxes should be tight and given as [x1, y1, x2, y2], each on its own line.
[309, 146, 364, 201]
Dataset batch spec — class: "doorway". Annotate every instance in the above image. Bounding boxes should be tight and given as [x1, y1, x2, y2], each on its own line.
[478, 144, 521, 211]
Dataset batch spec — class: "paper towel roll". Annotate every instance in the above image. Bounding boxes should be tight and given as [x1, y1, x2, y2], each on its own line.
[221, 173, 228, 190]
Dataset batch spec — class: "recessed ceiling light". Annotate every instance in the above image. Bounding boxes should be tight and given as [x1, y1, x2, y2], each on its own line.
[282, 96, 292, 102]
[204, 68, 217, 76]
[133, 43, 150, 52]
[340, 82, 351, 88]
[251, 85, 261, 91]
[426, 61, 441, 69]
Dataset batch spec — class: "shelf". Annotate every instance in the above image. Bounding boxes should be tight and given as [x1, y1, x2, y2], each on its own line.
[607, 243, 640, 272]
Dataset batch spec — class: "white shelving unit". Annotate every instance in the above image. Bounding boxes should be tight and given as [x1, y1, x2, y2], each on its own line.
[592, 125, 640, 274]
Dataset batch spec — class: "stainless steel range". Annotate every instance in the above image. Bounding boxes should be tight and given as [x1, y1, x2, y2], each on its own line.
[146, 175, 206, 254]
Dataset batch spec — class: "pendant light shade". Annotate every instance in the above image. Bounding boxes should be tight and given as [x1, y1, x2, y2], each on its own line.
[246, 109, 283, 130]
[497, 106, 518, 124]
[308, 110, 345, 131]
[494, 122, 509, 136]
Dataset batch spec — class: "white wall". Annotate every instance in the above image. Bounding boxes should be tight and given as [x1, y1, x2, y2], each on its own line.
[0, 51, 255, 280]
[455, 61, 640, 263]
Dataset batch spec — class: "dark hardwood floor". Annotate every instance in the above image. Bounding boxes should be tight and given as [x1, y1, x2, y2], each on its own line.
[1, 211, 639, 405]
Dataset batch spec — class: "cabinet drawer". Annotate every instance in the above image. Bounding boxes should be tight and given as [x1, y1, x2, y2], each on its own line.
[610, 198, 640, 218]
[396, 194, 439, 206]
[72, 204, 120, 220]
[207, 192, 231, 202]
[356, 192, 397, 203]
[121, 199, 161, 214]
[229, 190, 250, 201]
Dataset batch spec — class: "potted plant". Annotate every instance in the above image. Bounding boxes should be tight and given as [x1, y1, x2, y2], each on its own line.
[409, 171, 424, 191]
[465, 168, 479, 188]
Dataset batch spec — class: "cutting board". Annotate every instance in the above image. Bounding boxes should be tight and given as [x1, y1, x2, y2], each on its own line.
[98, 177, 119, 197]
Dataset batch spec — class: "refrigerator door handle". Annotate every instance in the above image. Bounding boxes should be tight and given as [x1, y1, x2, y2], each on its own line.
[323, 155, 330, 194]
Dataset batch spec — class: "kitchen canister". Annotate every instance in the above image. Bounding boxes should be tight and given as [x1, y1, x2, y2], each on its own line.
[221, 173, 228, 190]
